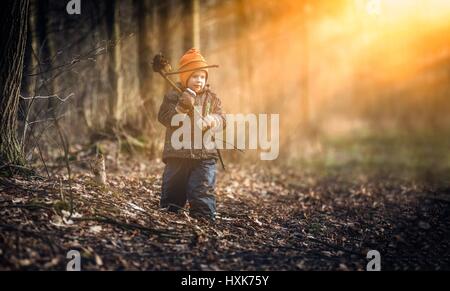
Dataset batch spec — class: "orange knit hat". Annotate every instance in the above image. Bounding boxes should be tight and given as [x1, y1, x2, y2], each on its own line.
[178, 48, 209, 88]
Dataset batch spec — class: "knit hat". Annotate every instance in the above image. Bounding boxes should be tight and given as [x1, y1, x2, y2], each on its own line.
[178, 48, 209, 88]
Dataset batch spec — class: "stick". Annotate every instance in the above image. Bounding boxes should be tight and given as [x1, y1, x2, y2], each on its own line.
[164, 65, 219, 76]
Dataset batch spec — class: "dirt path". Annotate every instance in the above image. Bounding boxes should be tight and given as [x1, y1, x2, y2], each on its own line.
[1, 160, 449, 270]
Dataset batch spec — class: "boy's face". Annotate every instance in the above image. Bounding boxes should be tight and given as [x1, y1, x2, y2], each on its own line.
[187, 70, 207, 93]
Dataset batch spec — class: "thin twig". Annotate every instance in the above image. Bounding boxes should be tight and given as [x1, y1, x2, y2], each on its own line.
[19, 93, 74, 102]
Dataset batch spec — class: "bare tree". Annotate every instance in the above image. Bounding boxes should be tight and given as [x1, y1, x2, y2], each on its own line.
[159, 0, 171, 88]
[105, 0, 124, 129]
[133, 0, 159, 157]
[34, 0, 56, 115]
[236, 0, 253, 112]
[182, 0, 200, 51]
[181, 0, 193, 51]
[0, 0, 30, 171]
[134, 0, 155, 122]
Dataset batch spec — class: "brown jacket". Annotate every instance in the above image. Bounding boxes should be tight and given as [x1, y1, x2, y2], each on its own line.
[157, 84, 226, 162]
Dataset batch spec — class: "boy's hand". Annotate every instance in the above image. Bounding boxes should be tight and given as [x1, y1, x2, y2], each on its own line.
[197, 115, 219, 131]
[178, 91, 195, 110]
[205, 115, 218, 129]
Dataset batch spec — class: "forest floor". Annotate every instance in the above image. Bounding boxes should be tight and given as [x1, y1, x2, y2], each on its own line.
[1, 143, 450, 271]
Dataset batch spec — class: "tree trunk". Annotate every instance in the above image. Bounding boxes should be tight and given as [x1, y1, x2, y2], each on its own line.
[182, 0, 200, 51]
[134, 0, 156, 125]
[35, 0, 55, 115]
[134, 0, 158, 158]
[236, 0, 253, 112]
[19, 6, 36, 121]
[158, 0, 171, 93]
[105, 0, 124, 129]
[182, 0, 193, 51]
[21, 9, 35, 100]
[192, 0, 200, 49]
[0, 0, 29, 169]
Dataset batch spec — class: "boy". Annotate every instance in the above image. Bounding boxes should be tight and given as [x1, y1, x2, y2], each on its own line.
[157, 48, 225, 222]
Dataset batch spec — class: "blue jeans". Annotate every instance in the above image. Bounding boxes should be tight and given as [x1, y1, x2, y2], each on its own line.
[160, 158, 217, 219]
